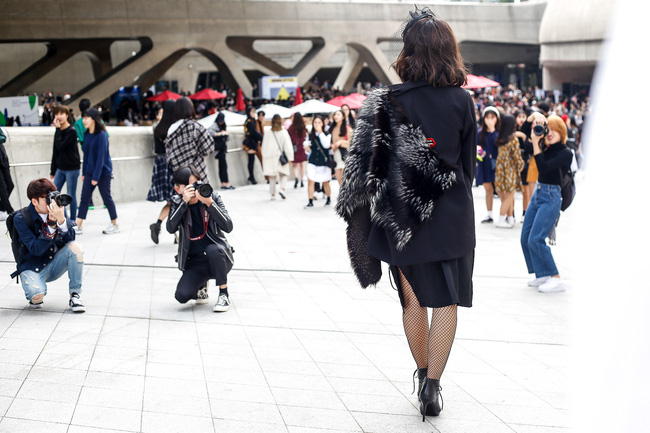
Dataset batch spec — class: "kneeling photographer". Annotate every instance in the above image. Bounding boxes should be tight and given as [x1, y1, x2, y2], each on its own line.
[167, 166, 234, 312]
[520, 115, 573, 294]
[8, 178, 84, 311]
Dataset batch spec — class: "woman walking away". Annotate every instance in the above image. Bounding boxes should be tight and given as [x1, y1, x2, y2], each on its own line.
[476, 106, 500, 223]
[50, 104, 80, 221]
[336, 7, 476, 421]
[147, 99, 175, 244]
[288, 112, 308, 188]
[243, 106, 263, 184]
[329, 110, 351, 187]
[76, 108, 119, 234]
[303, 115, 332, 208]
[207, 112, 234, 190]
[494, 115, 525, 228]
[262, 114, 294, 200]
[164, 97, 214, 182]
[521, 115, 572, 293]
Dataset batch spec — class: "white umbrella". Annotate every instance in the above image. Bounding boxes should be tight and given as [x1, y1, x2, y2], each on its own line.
[290, 100, 341, 115]
[197, 110, 247, 128]
[258, 104, 293, 119]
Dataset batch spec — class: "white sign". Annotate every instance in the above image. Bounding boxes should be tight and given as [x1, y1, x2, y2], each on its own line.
[0, 96, 40, 126]
[259, 76, 298, 100]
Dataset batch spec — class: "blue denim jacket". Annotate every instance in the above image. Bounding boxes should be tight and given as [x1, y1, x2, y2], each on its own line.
[14, 203, 76, 274]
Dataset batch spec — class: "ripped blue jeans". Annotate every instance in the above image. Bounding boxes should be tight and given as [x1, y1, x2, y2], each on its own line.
[19, 243, 84, 300]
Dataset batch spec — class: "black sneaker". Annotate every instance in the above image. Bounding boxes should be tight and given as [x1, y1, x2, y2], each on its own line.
[294, 179, 299, 189]
[325, 197, 331, 206]
[150, 222, 161, 244]
[305, 201, 314, 208]
[69, 293, 85, 313]
[481, 216, 494, 224]
[213, 293, 230, 312]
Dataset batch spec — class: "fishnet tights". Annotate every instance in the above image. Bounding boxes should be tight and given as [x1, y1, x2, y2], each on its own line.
[399, 269, 458, 380]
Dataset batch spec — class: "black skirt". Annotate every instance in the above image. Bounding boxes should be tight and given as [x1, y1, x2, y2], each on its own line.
[389, 250, 474, 308]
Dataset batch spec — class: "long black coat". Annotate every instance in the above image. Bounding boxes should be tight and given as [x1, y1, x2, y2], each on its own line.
[336, 82, 477, 287]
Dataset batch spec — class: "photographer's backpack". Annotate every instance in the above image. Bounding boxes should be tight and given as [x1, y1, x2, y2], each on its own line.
[6, 207, 33, 280]
[560, 168, 576, 212]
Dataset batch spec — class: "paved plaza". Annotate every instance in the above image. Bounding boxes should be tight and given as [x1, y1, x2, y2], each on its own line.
[0, 182, 575, 433]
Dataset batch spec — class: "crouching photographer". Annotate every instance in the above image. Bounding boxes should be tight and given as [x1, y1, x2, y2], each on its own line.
[167, 166, 234, 312]
[7, 178, 84, 311]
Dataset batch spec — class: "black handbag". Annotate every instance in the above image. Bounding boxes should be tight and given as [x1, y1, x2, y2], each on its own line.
[314, 137, 336, 169]
[272, 132, 289, 165]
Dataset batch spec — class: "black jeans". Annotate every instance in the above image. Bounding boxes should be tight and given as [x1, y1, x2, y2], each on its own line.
[77, 174, 117, 220]
[216, 150, 229, 183]
[0, 166, 15, 213]
[175, 244, 232, 304]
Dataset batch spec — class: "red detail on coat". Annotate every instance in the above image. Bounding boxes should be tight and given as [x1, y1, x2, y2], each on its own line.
[426, 138, 436, 148]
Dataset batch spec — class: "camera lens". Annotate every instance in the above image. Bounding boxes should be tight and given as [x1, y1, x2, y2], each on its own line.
[197, 184, 213, 198]
[533, 124, 546, 136]
[55, 194, 73, 207]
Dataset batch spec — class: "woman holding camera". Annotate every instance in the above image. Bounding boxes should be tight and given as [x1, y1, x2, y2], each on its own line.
[76, 108, 119, 234]
[521, 115, 573, 293]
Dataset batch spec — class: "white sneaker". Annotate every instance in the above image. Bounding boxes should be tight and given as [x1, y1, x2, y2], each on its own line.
[270, 195, 276, 201]
[0, 211, 8, 221]
[528, 276, 551, 287]
[538, 277, 565, 293]
[213, 293, 230, 312]
[506, 216, 515, 226]
[495, 215, 513, 229]
[75, 225, 83, 235]
[69, 293, 86, 313]
[102, 223, 120, 234]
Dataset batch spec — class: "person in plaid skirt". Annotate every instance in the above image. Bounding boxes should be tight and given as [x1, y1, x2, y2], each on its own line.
[164, 97, 215, 183]
[147, 100, 176, 244]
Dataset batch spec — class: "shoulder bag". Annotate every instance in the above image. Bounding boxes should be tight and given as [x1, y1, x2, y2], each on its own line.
[272, 132, 289, 165]
[315, 136, 336, 169]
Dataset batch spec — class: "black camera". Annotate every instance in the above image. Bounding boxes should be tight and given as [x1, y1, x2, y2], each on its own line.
[533, 124, 548, 137]
[192, 181, 213, 198]
[45, 191, 72, 207]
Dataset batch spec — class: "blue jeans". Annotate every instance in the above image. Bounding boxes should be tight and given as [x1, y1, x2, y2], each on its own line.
[19, 243, 83, 300]
[520, 183, 561, 278]
[53, 169, 79, 220]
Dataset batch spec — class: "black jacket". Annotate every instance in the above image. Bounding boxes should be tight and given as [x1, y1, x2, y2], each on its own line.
[166, 192, 234, 271]
[50, 126, 81, 175]
[336, 83, 477, 287]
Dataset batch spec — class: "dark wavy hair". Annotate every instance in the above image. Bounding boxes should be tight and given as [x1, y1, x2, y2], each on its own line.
[288, 112, 307, 140]
[82, 108, 106, 134]
[154, 99, 176, 141]
[173, 97, 195, 121]
[329, 110, 347, 139]
[309, 115, 326, 141]
[496, 115, 516, 147]
[393, 14, 467, 87]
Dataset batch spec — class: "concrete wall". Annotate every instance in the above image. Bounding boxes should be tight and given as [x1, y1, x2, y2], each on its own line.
[2, 125, 257, 210]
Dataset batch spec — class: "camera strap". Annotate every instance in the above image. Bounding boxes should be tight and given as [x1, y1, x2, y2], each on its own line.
[186, 207, 210, 241]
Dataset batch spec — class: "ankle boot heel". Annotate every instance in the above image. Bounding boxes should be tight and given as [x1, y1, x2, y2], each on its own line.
[412, 368, 427, 402]
[419, 378, 442, 421]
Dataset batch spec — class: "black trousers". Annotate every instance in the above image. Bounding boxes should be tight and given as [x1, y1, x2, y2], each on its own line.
[216, 150, 229, 183]
[0, 166, 15, 213]
[175, 244, 231, 304]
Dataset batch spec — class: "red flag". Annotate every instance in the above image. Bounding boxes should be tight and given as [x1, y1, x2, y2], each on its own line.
[235, 88, 246, 112]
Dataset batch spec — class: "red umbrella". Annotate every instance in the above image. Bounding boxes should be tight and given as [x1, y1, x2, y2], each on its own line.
[147, 90, 182, 101]
[293, 87, 303, 106]
[188, 88, 226, 100]
[462, 74, 501, 89]
[235, 88, 246, 112]
[326, 93, 367, 109]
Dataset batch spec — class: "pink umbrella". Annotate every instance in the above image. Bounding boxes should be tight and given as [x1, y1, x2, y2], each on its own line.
[327, 93, 366, 109]
[188, 88, 226, 100]
[462, 74, 501, 89]
[147, 90, 182, 101]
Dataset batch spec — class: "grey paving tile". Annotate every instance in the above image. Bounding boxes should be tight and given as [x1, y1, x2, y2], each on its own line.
[212, 398, 284, 424]
[71, 405, 141, 432]
[82, 371, 145, 393]
[0, 363, 30, 381]
[0, 418, 68, 433]
[484, 404, 570, 428]
[6, 398, 75, 424]
[0, 378, 22, 398]
[141, 411, 215, 433]
[271, 388, 346, 411]
[214, 419, 289, 433]
[351, 411, 437, 432]
[0, 396, 12, 416]
[207, 382, 275, 404]
[279, 405, 361, 431]
[16, 380, 81, 404]
[77, 386, 144, 411]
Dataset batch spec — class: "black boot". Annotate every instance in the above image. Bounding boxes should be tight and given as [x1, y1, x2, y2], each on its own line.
[149, 221, 161, 245]
[294, 178, 299, 189]
[413, 368, 427, 401]
[419, 378, 442, 421]
[325, 196, 331, 206]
